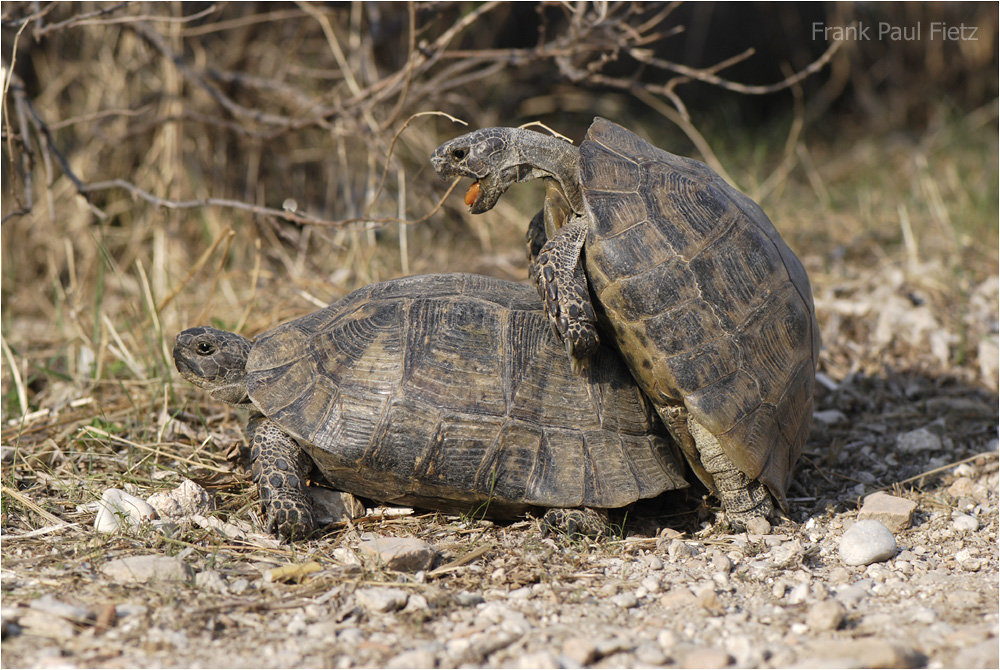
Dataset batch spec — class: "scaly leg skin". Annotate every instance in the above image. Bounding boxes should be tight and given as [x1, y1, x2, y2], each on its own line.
[542, 507, 610, 538]
[687, 418, 773, 529]
[533, 217, 599, 371]
[247, 413, 315, 540]
[525, 209, 547, 279]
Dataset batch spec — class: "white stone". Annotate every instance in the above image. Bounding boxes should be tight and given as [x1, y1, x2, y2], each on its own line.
[838, 520, 897, 566]
[94, 489, 158, 533]
[952, 513, 980, 531]
[896, 427, 941, 453]
[354, 587, 408, 613]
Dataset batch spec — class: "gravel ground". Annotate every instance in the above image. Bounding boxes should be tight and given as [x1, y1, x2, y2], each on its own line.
[2, 368, 997, 669]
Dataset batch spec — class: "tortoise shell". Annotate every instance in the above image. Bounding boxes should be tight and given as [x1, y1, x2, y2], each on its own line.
[244, 273, 687, 517]
[578, 118, 819, 505]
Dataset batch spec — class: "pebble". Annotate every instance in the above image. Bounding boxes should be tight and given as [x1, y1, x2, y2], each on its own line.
[640, 575, 661, 594]
[813, 409, 848, 424]
[101, 555, 193, 584]
[645, 554, 664, 570]
[952, 513, 979, 531]
[682, 647, 732, 668]
[787, 582, 809, 605]
[562, 637, 599, 665]
[635, 641, 667, 665]
[516, 651, 560, 669]
[354, 587, 408, 613]
[386, 649, 437, 669]
[857, 492, 917, 532]
[308, 488, 365, 524]
[948, 476, 977, 497]
[94, 489, 158, 533]
[611, 592, 638, 609]
[838, 520, 897, 566]
[711, 551, 733, 574]
[834, 583, 868, 607]
[745, 517, 771, 535]
[896, 427, 941, 452]
[146, 479, 212, 518]
[807, 600, 846, 631]
[455, 591, 484, 607]
[194, 569, 229, 593]
[358, 535, 437, 572]
[805, 639, 922, 668]
[667, 539, 692, 561]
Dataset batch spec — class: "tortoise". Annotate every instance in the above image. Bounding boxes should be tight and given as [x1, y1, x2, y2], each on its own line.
[431, 118, 819, 525]
[173, 273, 688, 539]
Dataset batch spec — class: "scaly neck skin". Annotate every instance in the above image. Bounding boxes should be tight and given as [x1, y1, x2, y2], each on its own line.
[508, 129, 585, 215]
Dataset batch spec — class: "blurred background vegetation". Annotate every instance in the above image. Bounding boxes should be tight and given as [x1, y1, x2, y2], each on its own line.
[2, 1, 997, 424]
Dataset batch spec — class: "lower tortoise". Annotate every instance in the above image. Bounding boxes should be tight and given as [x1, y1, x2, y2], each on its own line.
[174, 273, 688, 539]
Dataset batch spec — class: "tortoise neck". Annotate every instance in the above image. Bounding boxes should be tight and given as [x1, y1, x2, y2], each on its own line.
[512, 129, 585, 214]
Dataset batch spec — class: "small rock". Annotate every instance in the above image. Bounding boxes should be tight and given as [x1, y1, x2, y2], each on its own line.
[358, 536, 437, 572]
[682, 647, 732, 668]
[946, 589, 981, 607]
[101, 555, 193, 584]
[695, 585, 724, 615]
[516, 651, 560, 669]
[28, 595, 90, 622]
[806, 639, 923, 668]
[896, 427, 941, 453]
[508, 586, 532, 600]
[813, 409, 848, 424]
[787, 582, 809, 605]
[952, 513, 980, 531]
[807, 600, 846, 631]
[640, 575, 661, 594]
[308, 488, 365, 524]
[455, 591, 484, 607]
[657, 629, 679, 651]
[645, 554, 664, 570]
[711, 551, 733, 574]
[838, 520, 897, 566]
[745, 517, 771, 535]
[660, 587, 696, 608]
[834, 582, 870, 608]
[562, 638, 599, 665]
[16, 609, 77, 639]
[194, 569, 229, 593]
[146, 479, 212, 519]
[857, 492, 917, 532]
[94, 489, 158, 533]
[230, 578, 250, 594]
[948, 477, 977, 498]
[667, 539, 692, 561]
[386, 649, 437, 668]
[355, 587, 408, 613]
[911, 607, 937, 623]
[635, 642, 667, 665]
[611, 592, 639, 609]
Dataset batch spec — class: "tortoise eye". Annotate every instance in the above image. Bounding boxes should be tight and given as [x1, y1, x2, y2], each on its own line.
[196, 341, 216, 356]
[451, 148, 466, 161]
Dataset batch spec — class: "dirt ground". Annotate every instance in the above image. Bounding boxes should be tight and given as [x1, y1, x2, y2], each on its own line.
[2, 3, 998, 669]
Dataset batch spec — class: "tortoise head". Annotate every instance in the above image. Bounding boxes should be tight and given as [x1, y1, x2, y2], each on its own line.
[431, 127, 581, 215]
[173, 327, 254, 407]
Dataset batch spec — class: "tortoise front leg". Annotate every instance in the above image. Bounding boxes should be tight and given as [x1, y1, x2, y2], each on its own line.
[247, 413, 315, 540]
[534, 216, 600, 372]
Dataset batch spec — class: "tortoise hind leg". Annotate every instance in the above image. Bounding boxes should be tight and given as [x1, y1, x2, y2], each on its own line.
[542, 507, 610, 538]
[534, 217, 600, 371]
[247, 413, 315, 540]
[687, 419, 774, 527]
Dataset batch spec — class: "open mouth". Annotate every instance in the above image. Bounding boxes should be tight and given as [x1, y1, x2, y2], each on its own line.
[464, 181, 481, 209]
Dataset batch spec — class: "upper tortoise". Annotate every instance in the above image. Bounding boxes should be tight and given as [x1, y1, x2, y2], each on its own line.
[174, 273, 687, 539]
[432, 117, 819, 525]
